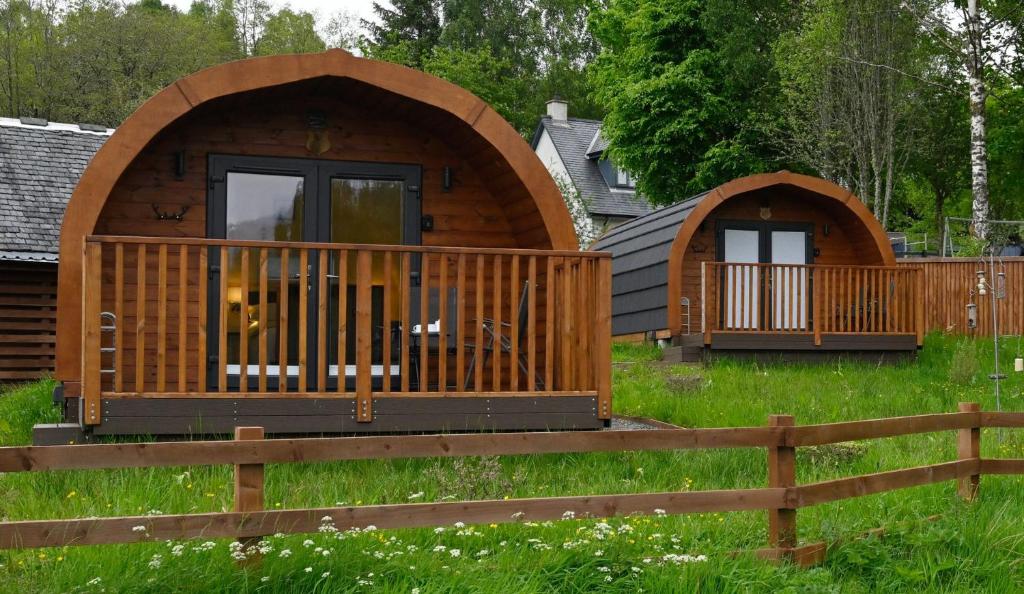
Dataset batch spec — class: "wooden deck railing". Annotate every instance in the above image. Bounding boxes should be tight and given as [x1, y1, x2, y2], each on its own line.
[80, 236, 612, 425]
[702, 263, 923, 345]
[0, 403, 1021, 566]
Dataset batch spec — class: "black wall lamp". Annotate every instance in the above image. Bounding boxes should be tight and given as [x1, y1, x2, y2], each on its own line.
[442, 166, 453, 192]
[174, 150, 186, 180]
[823, 223, 831, 237]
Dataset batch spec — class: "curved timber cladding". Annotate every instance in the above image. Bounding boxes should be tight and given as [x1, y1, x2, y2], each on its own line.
[56, 49, 578, 382]
[593, 171, 895, 338]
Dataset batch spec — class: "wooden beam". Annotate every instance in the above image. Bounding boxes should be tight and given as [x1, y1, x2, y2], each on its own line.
[957, 402, 980, 501]
[0, 487, 785, 550]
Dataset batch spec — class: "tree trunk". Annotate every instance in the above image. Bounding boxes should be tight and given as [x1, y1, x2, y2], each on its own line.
[967, 0, 990, 239]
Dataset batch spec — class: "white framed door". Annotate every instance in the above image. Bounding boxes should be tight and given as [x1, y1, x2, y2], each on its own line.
[722, 229, 760, 329]
[770, 231, 809, 330]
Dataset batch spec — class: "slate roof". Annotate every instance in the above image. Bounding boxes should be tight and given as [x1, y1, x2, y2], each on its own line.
[531, 116, 652, 219]
[591, 192, 709, 335]
[0, 118, 111, 263]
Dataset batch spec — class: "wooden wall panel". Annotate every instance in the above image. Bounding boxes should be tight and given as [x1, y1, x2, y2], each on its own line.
[898, 257, 1024, 337]
[0, 262, 57, 381]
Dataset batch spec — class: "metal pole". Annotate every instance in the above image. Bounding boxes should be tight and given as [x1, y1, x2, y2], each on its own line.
[991, 250, 1001, 413]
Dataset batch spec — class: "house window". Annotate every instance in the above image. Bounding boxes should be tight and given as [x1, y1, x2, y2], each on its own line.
[615, 168, 634, 188]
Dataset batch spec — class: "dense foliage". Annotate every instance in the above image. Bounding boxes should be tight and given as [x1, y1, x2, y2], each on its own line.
[1, 0, 1022, 246]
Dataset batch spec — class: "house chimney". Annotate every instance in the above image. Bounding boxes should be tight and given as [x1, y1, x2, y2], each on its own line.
[546, 97, 568, 121]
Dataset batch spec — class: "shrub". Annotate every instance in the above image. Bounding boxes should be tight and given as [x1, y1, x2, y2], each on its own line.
[948, 340, 981, 385]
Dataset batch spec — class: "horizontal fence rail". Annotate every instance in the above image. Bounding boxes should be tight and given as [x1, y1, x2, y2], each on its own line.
[80, 236, 612, 425]
[702, 262, 923, 346]
[898, 257, 1024, 337]
[1, 403, 1022, 566]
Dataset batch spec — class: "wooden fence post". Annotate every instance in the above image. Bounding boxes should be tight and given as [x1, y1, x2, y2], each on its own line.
[768, 414, 796, 556]
[234, 426, 265, 557]
[957, 402, 980, 501]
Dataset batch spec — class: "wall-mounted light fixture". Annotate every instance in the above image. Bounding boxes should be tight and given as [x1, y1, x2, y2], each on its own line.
[442, 166, 453, 192]
[823, 223, 830, 237]
[174, 150, 186, 179]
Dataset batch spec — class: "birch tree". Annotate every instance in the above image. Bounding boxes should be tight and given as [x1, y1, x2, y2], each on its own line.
[911, 0, 1023, 239]
[775, 0, 925, 228]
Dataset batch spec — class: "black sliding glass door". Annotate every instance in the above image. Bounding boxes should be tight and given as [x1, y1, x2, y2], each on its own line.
[206, 155, 420, 391]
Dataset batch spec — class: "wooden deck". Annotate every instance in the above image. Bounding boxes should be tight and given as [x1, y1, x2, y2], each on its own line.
[700, 262, 923, 353]
[78, 236, 612, 433]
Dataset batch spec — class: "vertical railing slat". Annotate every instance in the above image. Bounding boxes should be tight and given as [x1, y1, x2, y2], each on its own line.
[356, 250, 372, 421]
[381, 251, 391, 394]
[509, 255, 519, 391]
[437, 253, 447, 392]
[278, 248, 289, 394]
[239, 248, 249, 392]
[258, 248, 269, 393]
[113, 243, 124, 393]
[218, 248, 228, 392]
[297, 249, 308, 393]
[492, 255, 502, 391]
[337, 249, 348, 393]
[157, 244, 167, 392]
[420, 253, 431, 392]
[455, 254, 466, 393]
[527, 256, 537, 392]
[596, 256, 612, 418]
[401, 252, 411, 393]
[317, 249, 328, 392]
[178, 245, 188, 392]
[474, 255, 485, 393]
[82, 241, 102, 424]
[135, 244, 147, 393]
[545, 256, 555, 391]
[198, 246, 208, 392]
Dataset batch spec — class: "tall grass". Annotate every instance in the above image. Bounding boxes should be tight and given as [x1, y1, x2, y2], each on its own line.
[0, 334, 1022, 592]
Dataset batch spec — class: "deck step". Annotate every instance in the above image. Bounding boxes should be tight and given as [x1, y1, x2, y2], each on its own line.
[661, 345, 703, 363]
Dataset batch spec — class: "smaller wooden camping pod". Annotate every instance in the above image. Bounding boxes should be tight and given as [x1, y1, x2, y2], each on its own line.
[593, 171, 919, 359]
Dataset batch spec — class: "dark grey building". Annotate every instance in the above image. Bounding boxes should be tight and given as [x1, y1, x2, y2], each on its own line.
[590, 193, 707, 338]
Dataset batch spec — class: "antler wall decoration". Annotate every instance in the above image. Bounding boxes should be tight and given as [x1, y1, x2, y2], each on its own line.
[151, 204, 190, 221]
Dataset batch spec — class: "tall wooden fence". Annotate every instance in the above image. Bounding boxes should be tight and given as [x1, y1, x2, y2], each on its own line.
[0, 403, 1022, 566]
[899, 257, 1024, 337]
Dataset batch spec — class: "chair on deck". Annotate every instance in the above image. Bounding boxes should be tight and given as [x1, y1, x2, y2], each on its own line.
[463, 281, 544, 391]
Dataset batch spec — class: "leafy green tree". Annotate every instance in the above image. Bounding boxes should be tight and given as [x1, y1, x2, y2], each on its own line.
[363, 0, 441, 68]
[254, 8, 325, 56]
[589, 0, 791, 204]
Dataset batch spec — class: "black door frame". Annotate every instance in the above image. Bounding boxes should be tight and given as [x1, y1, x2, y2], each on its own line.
[205, 154, 422, 391]
[714, 220, 816, 330]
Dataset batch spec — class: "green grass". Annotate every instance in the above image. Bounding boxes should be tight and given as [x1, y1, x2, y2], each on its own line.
[1, 334, 1024, 592]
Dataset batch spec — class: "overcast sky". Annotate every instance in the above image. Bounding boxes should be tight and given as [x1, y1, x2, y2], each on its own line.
[164, 0, 383, 34]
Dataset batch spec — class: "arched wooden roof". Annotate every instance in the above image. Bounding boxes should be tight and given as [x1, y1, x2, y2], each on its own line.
[55, 50, 577, 378]
[665, 171, 895, 333]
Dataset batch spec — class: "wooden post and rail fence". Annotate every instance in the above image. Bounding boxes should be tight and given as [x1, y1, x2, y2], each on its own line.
[0, 402, 1021, 565]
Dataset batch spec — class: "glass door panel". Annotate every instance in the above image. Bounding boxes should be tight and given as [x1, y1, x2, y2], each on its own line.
[771, 231, 809, 330]
[722, 229, 759, 330]
[327, 178, 405, 384]
[222, 171, 307, 384]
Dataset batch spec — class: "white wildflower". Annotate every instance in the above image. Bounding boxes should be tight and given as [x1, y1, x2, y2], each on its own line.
[304, 567, 313, 573]
[433, 545, 447, 553]
[449, 549, 461, 558]
[87, 577, 102, 586]
[170, 544, 185, 557]
[279, 549, 292, 558]
[453, 522, 465, 529]
[302, 539, 315, 547]
[321, 571, 330, 578]
[653, 508, 667, 516]
[408, 492, 424, 500]
[260, 576, 270, 582]
[433, 527, 446, 534]
[131, 525, 147, 533]
[562, 511, 576, 520]
[148, 554, 162, 569]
